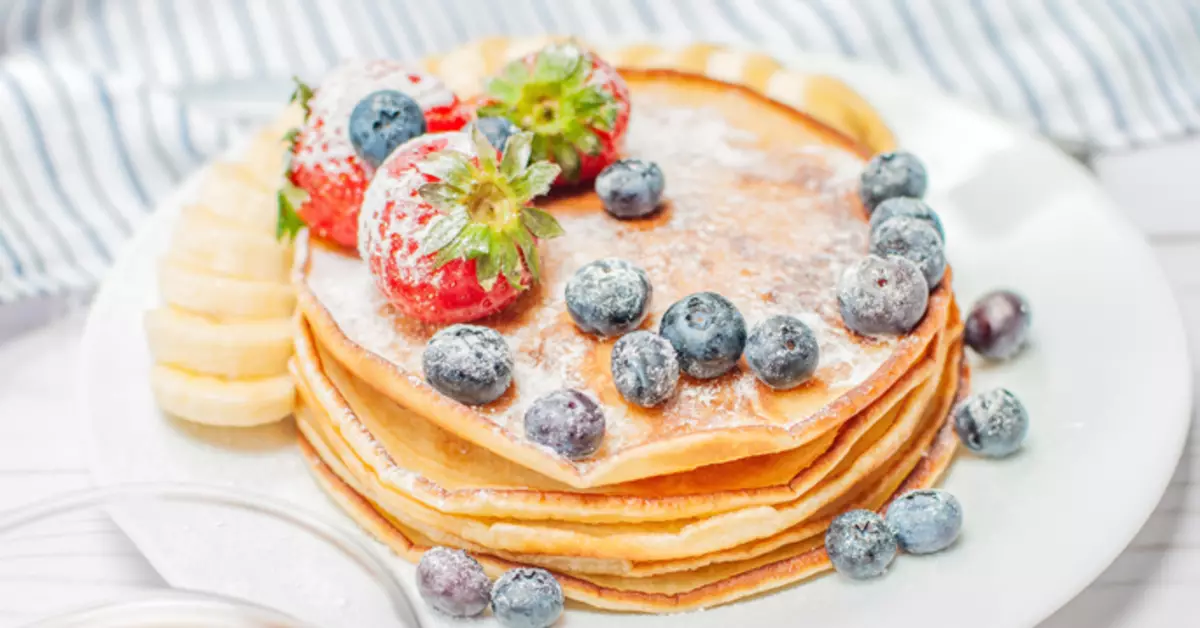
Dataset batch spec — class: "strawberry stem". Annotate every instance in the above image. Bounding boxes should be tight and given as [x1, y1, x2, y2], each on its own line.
[276, 182, 308, 240]
[480, 42, 617, 182]
[290, 77, 315, 118]
[418, 128, 563, 290]
[275, 124, 307, 241]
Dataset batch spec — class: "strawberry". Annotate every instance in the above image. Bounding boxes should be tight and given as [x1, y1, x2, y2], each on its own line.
[358, 127, 564, 324]
[277, 60, 471, 247]
[477, 42, 630, 186]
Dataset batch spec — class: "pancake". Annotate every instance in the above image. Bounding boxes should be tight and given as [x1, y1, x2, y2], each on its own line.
[291, 307, 954, 524]
[422, 37, 899, 154]
[298, 338, 958, 574]
[287, 39, 969, 613]
[296, 67, 955, 489]
[296, 355, 964, 611]
[294, 322, 961, 577]
[292, 314, 961, 563]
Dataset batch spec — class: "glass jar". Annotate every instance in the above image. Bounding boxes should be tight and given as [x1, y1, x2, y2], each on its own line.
[0, 484, 421, 627]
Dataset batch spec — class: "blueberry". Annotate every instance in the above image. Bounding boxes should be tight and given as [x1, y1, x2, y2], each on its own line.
[422, 325, 512, 405]
[885, 489, 963, 554]
[659, 292, 747, 379]
[870, 216, 946, 289]
[474, 116, 520, 151]
[837, 255, 929, 336]
[825, 509, 898, 579]
[416, 547, 491, 617]
[869, 197, 945, 242]
[965, 290, 1031, 360]
[565, 258, 652, 337]
[745, 315, 820, 390]
[349, 90, 427, 169]
[491, 568, 564, 628]
[953, 388, 1029, 457]
[596, 159, 665, 219]
[610, 331, 680, 407]
[524, 389, 606, 460]
[860, 151, 928, 213]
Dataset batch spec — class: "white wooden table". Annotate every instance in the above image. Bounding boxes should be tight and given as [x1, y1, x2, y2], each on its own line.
[0, 141, 1197, 626]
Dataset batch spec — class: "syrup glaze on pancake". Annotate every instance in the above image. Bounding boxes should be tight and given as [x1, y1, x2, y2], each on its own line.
[298, 70, 953, 488]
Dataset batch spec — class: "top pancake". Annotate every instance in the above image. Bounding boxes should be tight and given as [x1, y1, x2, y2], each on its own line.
[297, 69, 954, 488]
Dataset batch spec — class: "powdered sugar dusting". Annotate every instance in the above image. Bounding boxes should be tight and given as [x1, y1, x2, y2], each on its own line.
[306, 96, 901, 464]
[294, 60, 456, 176]
[357, 132, 474, 285]
[416, 546, 492, 616]
[424, 325, 513, 405]
[306, 250, 405, 362]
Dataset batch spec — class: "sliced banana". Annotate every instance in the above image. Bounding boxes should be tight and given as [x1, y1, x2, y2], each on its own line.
[424, 38, 897, 153]
[146, 108, 303, 428]
[193, 162, 278, 234]
[158, 260, 296, 319]
[239, 129, 290, 187]
[150, 364, 295, 427]
[236, 104, 305, 186]
[263, 104, 306, 141]
[145, 307, 294, 378]
[169, 209, 294, 281]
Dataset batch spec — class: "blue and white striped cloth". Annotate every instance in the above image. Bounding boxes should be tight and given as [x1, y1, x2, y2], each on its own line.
[1, 0, 1199, 302]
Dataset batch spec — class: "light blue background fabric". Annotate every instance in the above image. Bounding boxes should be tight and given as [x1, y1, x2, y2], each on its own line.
[1, 0, 1197, 300]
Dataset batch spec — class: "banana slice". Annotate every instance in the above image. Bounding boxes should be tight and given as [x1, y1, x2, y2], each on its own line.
[193, 162, 278, 234]
[158, 260, 296, 319]
[236, 104, 305, 186]
[262, 103, 306, 141]
[239, 129, 290, 187]
[150, 364, 295, 427]
[145, 307, 293, 378]
[169, 209, 294, 281]
[425, 38, 897, 153]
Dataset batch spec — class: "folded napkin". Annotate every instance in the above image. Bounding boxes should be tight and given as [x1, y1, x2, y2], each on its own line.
[0, 0, 1197, 301]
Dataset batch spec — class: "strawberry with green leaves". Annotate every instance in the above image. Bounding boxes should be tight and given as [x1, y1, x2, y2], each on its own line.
[358, 127, 564, 324]
[278, 60, 471, 248]
[477, 42, 630, 186]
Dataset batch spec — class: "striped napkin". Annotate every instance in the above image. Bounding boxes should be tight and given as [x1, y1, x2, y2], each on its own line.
[1, 0, 1198, 302]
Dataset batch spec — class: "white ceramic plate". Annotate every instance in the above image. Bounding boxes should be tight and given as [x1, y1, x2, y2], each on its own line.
[83, 56, 1192, 628]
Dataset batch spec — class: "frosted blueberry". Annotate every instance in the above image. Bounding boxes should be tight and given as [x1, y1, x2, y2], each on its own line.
[524, 389, 606, 460]
[596, 159, 665, 219]
[885, 489, 963, 554]
[611, 331, 680, 407]
[416, 547, 491, 617]
[954, 388, 1029, 457]
[473, 116, 520, 150]
[825, 509, 898, 579]
[837, 255, 929, 336]
[660, 292, 747, 379]
[491, 568, 564, 628]
[744, 315, 820, 390]
[860, 151, 928, 212]
[423, 325, 513, 405]
[870, 216, 946, 289]
[965, 290, 1031, 360]
[348, 90, 427, 169]
[869, 197, 945, 242]
[565, 258, 653, 337]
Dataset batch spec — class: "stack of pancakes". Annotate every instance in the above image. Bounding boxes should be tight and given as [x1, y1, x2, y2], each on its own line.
[290, 66, 966, 612]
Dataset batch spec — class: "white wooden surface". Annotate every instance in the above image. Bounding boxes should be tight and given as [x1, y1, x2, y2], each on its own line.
[0, 141, 1197, 626]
